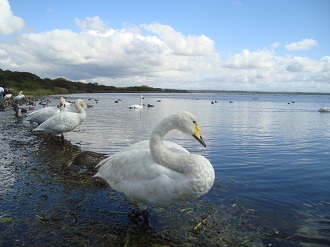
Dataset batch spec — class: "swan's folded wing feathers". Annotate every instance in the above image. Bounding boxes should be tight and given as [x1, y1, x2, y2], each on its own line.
[119, 140, 189, 154]
[94, 149, 186, 206]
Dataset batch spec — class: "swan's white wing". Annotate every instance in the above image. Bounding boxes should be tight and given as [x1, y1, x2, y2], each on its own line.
[95, 149, 188, 208]
[33, 111, 82, 134]
[121, 140, 189, 154]
[26, 107, 59, 123]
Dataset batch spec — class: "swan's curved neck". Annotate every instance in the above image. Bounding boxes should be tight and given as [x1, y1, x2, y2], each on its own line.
[140, 96, 143, 106]
[149, 116, 196, 175]
[75, 102, 86, 120]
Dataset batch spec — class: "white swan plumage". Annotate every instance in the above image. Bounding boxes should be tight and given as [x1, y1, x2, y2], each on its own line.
[319, 107, 330, 112]
[94, 111, 215, 209]
[128, 95, 144, 109]
[4, 94, 12, 100]
[26, 97, 69, 125]
[33, 99, 86, 144]
[13, 91, 25, 101]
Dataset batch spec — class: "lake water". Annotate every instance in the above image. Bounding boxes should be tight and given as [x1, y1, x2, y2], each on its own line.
[1, 92, 330, 246]
[62, 92, 330, 245]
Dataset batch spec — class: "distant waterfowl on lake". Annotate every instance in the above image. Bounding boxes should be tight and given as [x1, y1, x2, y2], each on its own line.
[33, 99, 87, 144]
[319, 107, 330, 112]
[94, 111, 215, 210]
[129, 95, 144, 109]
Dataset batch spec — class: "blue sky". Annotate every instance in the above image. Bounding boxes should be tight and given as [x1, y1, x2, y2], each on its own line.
[1, 0, 329, 92]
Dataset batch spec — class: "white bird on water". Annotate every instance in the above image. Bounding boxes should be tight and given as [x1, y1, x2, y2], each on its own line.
[26, 97, 69, 125]
[319, 107, 330, 112]
[94, 111, 215, 210]
[128, 95, 144, 109]
[33, 99, 87, 144]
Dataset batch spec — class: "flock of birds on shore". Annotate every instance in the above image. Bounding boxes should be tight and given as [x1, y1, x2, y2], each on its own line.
[1, 91, 215, 212]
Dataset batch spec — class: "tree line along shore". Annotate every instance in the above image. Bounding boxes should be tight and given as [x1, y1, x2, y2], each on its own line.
[0, 68, 188, 96]
[1, 68, 329, 96]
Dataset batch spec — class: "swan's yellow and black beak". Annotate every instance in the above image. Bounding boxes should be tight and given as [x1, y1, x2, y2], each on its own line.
[193, 123, 206, 147]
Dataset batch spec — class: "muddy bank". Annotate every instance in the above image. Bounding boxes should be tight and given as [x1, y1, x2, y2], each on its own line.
[0, 106, 275, 246]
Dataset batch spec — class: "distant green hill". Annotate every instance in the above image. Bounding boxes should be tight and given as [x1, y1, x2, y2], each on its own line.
[0, 68, 188, 96]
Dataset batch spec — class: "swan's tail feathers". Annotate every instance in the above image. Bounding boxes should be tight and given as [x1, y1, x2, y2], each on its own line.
[93, 171, 101, 178]
[94, 156, 111, 170]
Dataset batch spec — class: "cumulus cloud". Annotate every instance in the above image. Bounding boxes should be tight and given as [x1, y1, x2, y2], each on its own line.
[223, 49, 275, 69]
[0, 0, 25, 35]
[75, 16, 108, 32]
[0, 16, 221, 89]
[0, 0, 329, 92]
[285, 39, 318, 51]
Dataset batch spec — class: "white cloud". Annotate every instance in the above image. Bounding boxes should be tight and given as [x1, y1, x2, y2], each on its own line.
[223, 49, 275, 69]
[0, 1, 329, 93]
[75, 16, 108, 32]
[285, 39, 318, 51]
[142, 23, 216, 56]
[286, 57, 322, 73]
[0, 17, 221, 89]
[0, 0, 25, 35]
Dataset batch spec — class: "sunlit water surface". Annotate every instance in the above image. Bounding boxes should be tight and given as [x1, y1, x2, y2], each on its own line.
[61, 93, 330, 244]
[1, 92, 329, 245]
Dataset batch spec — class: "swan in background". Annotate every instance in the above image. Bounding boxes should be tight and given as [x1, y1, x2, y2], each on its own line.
[94, 111, 215, 210]
[129, 95, 144, 109]
[4, 94, 12, 100]
[60, 97, 71, 107]
[26, 97, 69, 125]
[13, 91, 25, 101]
[33, 99, 87, 144]
[319, 107, 330, 112]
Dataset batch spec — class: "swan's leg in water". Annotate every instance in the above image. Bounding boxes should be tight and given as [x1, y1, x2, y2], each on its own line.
[61, 134, 65, 144]
[128, 209, 151, 228]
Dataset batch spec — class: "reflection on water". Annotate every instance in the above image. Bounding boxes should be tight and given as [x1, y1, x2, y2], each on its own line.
[1, 92, 330, 245]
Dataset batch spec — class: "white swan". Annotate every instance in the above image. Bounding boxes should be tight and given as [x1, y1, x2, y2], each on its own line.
[128, 95, 144, 109]
[26, 97, 69, 125]
[33, 99, 86, 144]
[59, 97, 71, 107]
[4, 94, 12, 100]
[13, 91, 25, 101]
[319, 107, 330, 112]
[94, 111, 215, 209]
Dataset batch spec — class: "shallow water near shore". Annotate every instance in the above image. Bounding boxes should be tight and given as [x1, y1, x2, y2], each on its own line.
[1, 92, 330, 246]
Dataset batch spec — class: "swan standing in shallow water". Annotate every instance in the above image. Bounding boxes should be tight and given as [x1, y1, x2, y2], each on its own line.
[319, 107, 330, 112]
[128, 95, 144, 109]
[26, 97, 69, 125]
[94, 111, 215, 209]
[33, 99, 86, 144]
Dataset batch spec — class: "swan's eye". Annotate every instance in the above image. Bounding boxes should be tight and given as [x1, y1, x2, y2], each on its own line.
[193, 120, 196, 124]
